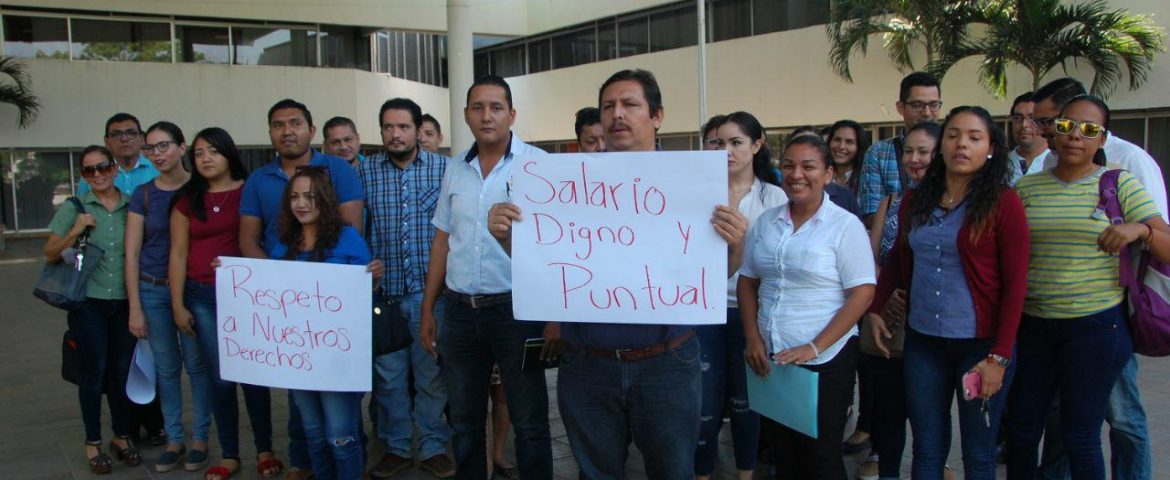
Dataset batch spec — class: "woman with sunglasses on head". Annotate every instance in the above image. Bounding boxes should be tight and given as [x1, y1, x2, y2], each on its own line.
[1007, 96, 1170, 480]
[168, 128, 284, 480]
[271, 167, 382, 480]
[44, 146, 139, 475]
[868, 107, 1029, 480]
[125, 121, 214, 473]
[693, 112, 786, 480]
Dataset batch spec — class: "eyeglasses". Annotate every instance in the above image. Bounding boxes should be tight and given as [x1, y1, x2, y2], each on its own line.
[80, 161, 117, 178]
[106, 129, 141, 140]
[141, 141, 173, 155]
[904, 101, 943, 112]
[1054, 118, 1105, 139]
[703, 138, 726, 148]
[1009, 114, 1037, 124]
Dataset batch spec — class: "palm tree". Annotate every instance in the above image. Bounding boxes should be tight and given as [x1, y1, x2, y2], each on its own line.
[826, 0, 984, 82]
[927, 0, 1166, 98]
[0, 56, 41, 128]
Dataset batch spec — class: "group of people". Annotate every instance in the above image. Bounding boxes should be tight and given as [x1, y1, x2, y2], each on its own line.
[43, 65, 1166, 480]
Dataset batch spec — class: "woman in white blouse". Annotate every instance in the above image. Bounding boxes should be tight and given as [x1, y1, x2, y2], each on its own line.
[739, 135, 876, 479]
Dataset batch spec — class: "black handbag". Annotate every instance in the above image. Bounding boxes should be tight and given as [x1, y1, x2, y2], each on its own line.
[33, 197, 104, 310]
[372, 295, 412, 356]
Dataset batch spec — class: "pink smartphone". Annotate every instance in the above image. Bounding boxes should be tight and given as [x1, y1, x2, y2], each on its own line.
[962, 371, 982, 401]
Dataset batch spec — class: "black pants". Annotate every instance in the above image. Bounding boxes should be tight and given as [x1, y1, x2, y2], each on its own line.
[767, 337, 859, 480]
[870, 355, 907, 478]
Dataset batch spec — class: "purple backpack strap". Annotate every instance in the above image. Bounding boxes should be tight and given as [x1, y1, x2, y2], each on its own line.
[1097, 169, 1134, 286]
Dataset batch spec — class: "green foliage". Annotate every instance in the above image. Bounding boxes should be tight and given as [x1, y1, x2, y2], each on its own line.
[0, 56, 41, 129]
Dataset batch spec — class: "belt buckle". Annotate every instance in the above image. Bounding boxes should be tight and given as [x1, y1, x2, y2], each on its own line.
[614, 348, 631, 361]
[469, 295, 480, 309]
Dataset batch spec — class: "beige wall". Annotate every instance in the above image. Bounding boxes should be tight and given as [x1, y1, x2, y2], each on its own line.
[0, 59, 451, 149]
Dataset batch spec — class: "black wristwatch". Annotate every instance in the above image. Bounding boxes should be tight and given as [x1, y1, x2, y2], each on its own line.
[987, 353, 1010, 368]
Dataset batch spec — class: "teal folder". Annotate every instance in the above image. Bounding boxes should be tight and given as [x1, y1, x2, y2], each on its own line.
[745, 360, 819, 439]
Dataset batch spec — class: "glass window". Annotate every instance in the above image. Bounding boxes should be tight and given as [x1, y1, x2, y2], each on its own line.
[789, 0, 831, 30]
[71, 18, 171, 62]
[3, 16, 69, 59]
[753, 0, 787, 35]
[712, 0, 752, 41]
[755, 0, 831, 33]
[233, 27, 316, 66]
[1147, 117, 1170, 185]
[552, 27, 595, 69]
[1111, 118, 1145, 149]
[491, 44, 525, 77]
[649, 6, 697, 52]
[598, 20, 616, 61]
[0, 151, 13, 229]
[176, 25, 230, 64]
[618, 17, 648, 57]
[528, 38, 551, 73]
[474, 52, 490, 79]
[430, 35, 448, 87]
[403, 32, 420, 81]
[659, 135, 693, 151]
[319, 25, 370, 70]
[8, 151, 73, 231]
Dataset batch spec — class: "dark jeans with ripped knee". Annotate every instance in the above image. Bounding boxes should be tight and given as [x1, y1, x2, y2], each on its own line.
[694, 308, 761, 475]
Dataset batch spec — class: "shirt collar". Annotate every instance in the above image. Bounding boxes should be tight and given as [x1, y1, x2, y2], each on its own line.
[774, 192, 832, 226]
[122, 154, 153, 172]
[464, 132, 516, 163]
[266, 149, 328, 176]
[80, 189, 129, 209]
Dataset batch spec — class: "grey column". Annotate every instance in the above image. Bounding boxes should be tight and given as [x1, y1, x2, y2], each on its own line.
[447, 0, 474, 154]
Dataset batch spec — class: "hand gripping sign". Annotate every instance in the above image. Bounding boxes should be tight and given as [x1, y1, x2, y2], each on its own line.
[510, 151, 728, 325]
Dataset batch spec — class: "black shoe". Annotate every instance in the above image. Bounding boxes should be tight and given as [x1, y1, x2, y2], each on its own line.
[147, 429, 167, 446]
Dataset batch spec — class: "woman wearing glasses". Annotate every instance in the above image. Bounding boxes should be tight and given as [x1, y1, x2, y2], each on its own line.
[44, 146, 139, 474]
[1007, 95, 1170, 479]
[169, 128, 284, 480]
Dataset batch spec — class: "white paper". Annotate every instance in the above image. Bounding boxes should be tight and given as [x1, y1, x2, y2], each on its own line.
[510, 151, 728, 325]
[215, 257, 372, 392]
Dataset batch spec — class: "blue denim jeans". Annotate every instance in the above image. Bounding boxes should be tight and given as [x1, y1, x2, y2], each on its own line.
[68, 298, 135, 442]
[291, 389, 365, 480]
[139, 280, 213, 444]
[1037, 354, 1151, 480]
[694, 309, 760, 475]
[559, 334, 701, 480]
[1005, 305, 1132, 480]
[903, 328, 1014, 480]
[373, 293, 450, 459]
[185, 280, 274, 459]
[869, 355, 906, 479]
[437, 297, 551, 480]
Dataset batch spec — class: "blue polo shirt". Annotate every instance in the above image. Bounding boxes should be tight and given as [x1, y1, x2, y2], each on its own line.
[78, 154, 159, 196]
[240, 150, 364, 255]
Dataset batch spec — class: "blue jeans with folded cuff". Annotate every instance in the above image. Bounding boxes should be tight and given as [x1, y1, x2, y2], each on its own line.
[291, 389, 365, 480]
[694, 308, 760, 475]
[903, 328, 1014, 480]
[69, 298, 135, 442]
[139, 280, 213, 444]
[373, 293, 450, 460]
[1006, 305, 1132, 480]
[437, 297, 551, 480]
[185, 280, 275, 459]
[559, 335, 701, 480]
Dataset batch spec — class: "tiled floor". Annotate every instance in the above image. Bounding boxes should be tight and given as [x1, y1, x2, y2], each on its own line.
[4, 237, 1170, 479]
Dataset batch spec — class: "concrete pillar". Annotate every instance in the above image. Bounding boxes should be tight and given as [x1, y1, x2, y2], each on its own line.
[447, 0, 474, 155]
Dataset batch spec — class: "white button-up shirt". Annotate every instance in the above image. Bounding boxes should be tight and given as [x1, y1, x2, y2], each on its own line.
[739, 193, 875, 364]
[432, 132, 546, 294]
[728, 178, 788, 307]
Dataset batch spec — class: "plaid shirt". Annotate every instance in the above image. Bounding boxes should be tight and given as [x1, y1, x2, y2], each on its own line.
[858, 136, 905, 216]
[360, 148, 449, 295]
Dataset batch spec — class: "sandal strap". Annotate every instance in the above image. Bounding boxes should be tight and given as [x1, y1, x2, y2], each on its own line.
[205, 465, 233, 479]
[256, 457, 284, 475]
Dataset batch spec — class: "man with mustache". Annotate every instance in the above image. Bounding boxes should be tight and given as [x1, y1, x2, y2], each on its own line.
[323, 116, 367, 169]
[79, 113, 159, 197]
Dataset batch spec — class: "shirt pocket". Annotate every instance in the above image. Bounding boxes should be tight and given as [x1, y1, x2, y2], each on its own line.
[418, 186, 441, 212]
[797, 244, 836, 277]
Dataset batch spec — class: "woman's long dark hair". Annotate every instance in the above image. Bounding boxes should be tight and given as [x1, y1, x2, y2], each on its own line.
[278, 167, 343, 262]
[176, 127, 248, 221]
[828, 119, 868, 194]
[906, 106, 1011, 240]
[712, 111, 780, 187]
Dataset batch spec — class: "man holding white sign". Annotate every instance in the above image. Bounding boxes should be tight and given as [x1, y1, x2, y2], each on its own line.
[488, 69, 748, 479]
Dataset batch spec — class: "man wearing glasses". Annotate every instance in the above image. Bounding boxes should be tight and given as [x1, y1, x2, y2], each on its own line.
[1007, 92, 1050, 184]
[858, 71, 942, 227]
[78, 113, 159, 196]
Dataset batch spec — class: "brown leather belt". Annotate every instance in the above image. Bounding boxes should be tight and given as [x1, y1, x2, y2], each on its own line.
[445, 290, 511, 309]
[584, 330, 694, 362]
[140, 273, 169, 287]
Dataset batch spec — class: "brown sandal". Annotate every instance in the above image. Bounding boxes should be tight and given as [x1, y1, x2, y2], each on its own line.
[110, 435, 142, 466]
[85, 440, 113, 475]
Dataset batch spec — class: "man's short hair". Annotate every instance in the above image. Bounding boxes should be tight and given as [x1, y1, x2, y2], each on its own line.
[378, 98, 423, 128]
[268, 98, 313, 126]
[1010, 92, 1034, 114]
[104, 113, 142, 137]
[420, 113, 442, 134]
[323, 116, 358, 140]
[466, 75, 513, 109]
[1033, 77, 1087, 108]
[599, 69, 663, 115]
[899, 71, 941, 102]
[574, 107, 601, 138]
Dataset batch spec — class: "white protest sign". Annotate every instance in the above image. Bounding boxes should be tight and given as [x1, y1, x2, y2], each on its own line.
[215, 257, 371, 392]
[511, 151, 728, 325]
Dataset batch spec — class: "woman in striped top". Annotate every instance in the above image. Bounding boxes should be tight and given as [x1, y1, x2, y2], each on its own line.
[1006, 95, 1170, 480]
